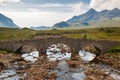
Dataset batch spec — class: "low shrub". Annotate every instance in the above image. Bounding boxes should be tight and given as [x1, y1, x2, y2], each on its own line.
[109, 46, 120, 53]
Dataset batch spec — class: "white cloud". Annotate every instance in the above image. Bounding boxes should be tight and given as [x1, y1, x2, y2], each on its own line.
[1, 11, 75, 28]
[90, 0, 120, 11]
[0, 0, 21, 6]
[0, 1, 90, 28]
[72, 2, 89, 15]
[37, 3, 64, 8]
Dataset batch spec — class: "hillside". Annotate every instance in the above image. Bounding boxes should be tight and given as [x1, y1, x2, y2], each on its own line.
[0, 27, 120, 41]
[53, 22, 69, 28]
[53, 8, 120, 28]
[0, 13, 19, 28]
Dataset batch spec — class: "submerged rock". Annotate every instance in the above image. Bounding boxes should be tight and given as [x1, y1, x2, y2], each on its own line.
[84, 68, 115, 80]
[46, 43, 71, 61]
[97, 53, 120, 70]
[24, 56, 57, 80]
[0, 62, 4, 72]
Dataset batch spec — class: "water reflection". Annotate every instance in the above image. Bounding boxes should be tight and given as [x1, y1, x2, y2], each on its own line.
[52, 61, 86, 80]
[46, 44, 71, 61]
[79, 50, 96, 62]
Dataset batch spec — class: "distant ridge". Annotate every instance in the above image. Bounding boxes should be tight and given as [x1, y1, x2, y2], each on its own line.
[53, 8, 120, 28]
[30, 26, 50, 30]
[53, 21, 69, 28]
[67, 8, 120, 23]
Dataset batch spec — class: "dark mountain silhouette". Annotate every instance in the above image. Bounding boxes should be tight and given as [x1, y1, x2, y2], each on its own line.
[0, 13, 19, 28]
[67, 8, 120, 24]
[30, 26, 50, 30]
[51, 8, 119, 28]
[53, 21, 69, 28]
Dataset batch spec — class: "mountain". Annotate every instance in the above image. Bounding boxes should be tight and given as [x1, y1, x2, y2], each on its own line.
[53, 8, 120, 28]
[30, 26, 51, 30]
[67, 8, 98, 23]
[67, 8, 120, 23]
[103, 8, 120, 19]
[53, 21, 69, 28]
[0, 13, 19, 28]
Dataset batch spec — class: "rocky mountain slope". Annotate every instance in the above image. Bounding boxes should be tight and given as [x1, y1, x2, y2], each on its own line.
[54, 8, 120, 28]
[0, 13, 19, 28]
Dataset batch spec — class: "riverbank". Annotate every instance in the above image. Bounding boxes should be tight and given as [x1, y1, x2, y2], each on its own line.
[0, 52, 119, 80]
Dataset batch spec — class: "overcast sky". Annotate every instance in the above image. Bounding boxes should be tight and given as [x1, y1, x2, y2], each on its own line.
[0, 0, 120, 28]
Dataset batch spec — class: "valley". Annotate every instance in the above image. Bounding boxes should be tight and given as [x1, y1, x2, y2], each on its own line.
[0, 4, 119, 80]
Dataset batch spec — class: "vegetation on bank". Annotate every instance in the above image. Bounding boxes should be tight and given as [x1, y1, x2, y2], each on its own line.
[0, 48, 14, 54]
[109, 46, 120, 53]
[0, 27, 119, 41]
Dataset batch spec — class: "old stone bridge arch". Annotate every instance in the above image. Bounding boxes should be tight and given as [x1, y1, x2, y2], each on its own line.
[0, 37, 119, 54]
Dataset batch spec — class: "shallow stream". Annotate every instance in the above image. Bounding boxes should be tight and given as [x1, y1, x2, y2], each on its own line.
[0, 60, 120, 80]
[53, 61, 120, 80]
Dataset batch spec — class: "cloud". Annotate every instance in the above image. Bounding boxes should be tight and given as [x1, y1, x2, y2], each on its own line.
[1, 11, 75, 28]
[0, 0, 21, 6]
[21, 0, 90, 4]
[0, 0, 21, 3]
[0, 2, 71, 12]
[0, 1, 90, 27]
[72, 2, 89, 14]
[90, 0, 120, 11]
[35, 3, 64, 8]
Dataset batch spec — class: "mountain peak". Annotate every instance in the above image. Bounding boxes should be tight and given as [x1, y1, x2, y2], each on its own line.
[54, 8, 120, 28]
[112, 8, 120, 11]
[0, 13, 19, 28]
[88, 8, 97, 13]
[85, 8, 97, 16]
[53, 21, 69, 28]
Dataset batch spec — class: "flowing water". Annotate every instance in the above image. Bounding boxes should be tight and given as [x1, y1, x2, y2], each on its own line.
[0, 60, 120, 80]
[0, 62, 27, 80]
[51, 60, 120, 80]
[0, 48, 120, 80]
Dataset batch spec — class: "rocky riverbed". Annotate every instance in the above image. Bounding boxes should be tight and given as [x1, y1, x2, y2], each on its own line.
[0, 52, 120, 80]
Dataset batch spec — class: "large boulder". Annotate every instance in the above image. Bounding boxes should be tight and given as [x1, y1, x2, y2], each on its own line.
[16, 45, 39, 62]
[46, 43, 72, 61]
[0, 62, 4, 72]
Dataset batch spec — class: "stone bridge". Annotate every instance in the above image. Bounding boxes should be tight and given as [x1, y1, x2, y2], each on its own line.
[0, 37, 120, 54]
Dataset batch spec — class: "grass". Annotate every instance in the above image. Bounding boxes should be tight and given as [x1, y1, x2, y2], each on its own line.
[0, 27, 120, 41]
[0, 28, 35, 40]
[109, 46, 120, 53]
[0, 48, 14, 54]
[63, 27, 120, 40]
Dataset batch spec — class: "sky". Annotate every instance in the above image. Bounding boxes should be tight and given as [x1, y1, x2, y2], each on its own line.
[0, 0, 120, 28]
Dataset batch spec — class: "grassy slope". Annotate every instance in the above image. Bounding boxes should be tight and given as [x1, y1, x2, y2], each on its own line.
[67, 17, 120, 29]
[0, 28, 36, 40]
[0, 27, 120, 41]
[63, 27, 120, 40]
[91, 18, 120, 27]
